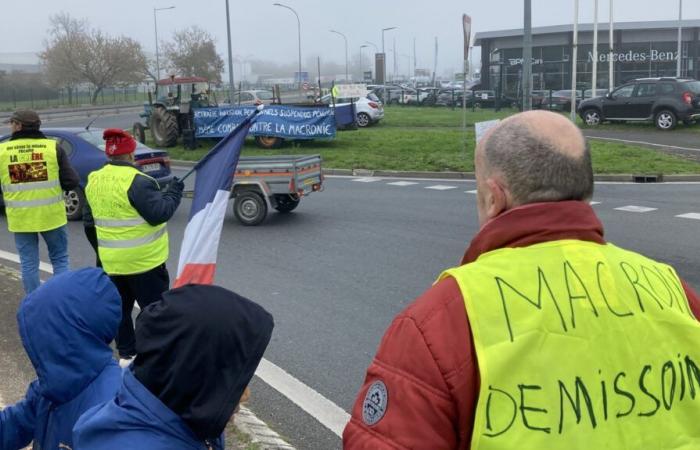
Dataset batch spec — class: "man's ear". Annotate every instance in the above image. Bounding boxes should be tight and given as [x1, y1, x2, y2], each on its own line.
[485, 177, 510, 220]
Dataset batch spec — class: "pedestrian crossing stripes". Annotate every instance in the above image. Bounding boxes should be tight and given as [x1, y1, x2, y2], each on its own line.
[614, 205, 658, 213]
[387, 181, 419, 186]
[352, 177, 382, 183]
[425, 185, 458, 191]
[676, 213, 700, 220]
[346, 178, 700, 223]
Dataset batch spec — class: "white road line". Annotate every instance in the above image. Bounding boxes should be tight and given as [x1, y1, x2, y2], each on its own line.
[676, 213, 700, 220]
[587, 135, 700, 153]
[0, 249, 54, 274]
[386, 181, 418, 186]
[589, 201, 601, 205]
[255, 359, 349, 437]
[352, 177, 382, 183]
[0, 250, 349, 437]
[614, 205, 658, 213]
[466, 190, 478, 194]
[425, 185, 458, 191]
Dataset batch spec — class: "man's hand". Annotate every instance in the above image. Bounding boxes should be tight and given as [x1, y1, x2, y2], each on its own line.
[167, 177, 185, 194]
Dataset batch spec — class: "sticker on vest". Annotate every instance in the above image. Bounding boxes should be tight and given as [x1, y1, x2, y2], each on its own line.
[8, 161, 48, 183]
[362, 380, 388, 426]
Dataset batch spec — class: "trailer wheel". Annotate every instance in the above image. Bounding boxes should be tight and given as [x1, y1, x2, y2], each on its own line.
[273, 194, 300, 213]
[234, 191, 267, 226]
[255, 136, 284, 149]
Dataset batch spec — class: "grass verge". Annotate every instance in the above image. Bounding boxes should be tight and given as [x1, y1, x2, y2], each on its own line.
[156, 106, 700, 174]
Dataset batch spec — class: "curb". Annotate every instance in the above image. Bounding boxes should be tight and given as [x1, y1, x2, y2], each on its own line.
[172, 161, 700, 183]
[235, 406, 296, 449]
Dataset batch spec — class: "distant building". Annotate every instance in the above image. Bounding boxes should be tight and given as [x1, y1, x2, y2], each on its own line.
[474, 20, 700, 94]
[0, 52, 41, 73]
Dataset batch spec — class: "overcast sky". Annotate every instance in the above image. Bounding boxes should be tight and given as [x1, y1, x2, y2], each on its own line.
[3, 0, 700, 75]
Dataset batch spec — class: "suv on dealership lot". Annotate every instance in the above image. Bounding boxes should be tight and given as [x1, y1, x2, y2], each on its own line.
[577, 78, 700, 130]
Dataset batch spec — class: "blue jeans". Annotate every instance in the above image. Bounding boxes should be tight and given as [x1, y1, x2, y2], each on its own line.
[14, 225, 69, 294]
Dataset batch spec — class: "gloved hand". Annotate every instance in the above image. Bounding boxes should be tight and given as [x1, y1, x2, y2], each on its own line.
[167, 177, 185, 194]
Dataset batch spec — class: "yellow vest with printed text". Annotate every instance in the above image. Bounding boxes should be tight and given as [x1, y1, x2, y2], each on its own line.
[0, 138, 66, 233]
[85, 164, 168, 275]
[439, 240, 700, 450]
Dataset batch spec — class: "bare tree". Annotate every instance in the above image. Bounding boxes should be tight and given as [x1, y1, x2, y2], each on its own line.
[40, 13, 147, 104]
[162, 26, 224, 83]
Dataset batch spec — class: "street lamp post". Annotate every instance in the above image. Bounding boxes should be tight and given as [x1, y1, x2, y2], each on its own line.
[677, 0, 683, 77]
[360, 45, 368, 80]
[381, 27, 397, 83]
[273, 3, 302, 89]
[153, 6, 175, 82]
[225, 0, 235, 102]
[330, 30, 349, 82]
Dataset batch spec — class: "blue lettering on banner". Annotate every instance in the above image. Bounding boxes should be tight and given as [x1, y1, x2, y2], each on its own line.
[194, 105, 336, 139]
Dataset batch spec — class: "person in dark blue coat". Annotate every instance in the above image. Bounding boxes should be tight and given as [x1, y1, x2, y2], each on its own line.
[73, 284, 274, 449]
[0, 268, 122, 449]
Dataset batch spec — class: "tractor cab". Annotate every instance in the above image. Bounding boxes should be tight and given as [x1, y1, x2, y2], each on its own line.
[134, 76, 216, 148]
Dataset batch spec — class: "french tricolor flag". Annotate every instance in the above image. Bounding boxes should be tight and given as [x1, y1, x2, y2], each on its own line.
[174, 108, 260, 287]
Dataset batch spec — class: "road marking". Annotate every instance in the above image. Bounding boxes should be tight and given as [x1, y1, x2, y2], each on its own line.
[0, 249, 350, 438]
[386, 181, 418, 186]
[676, 213, 700, 220]
[466, 190, 478, 194]
[590, 201, 601, 205]
[614, 205, 658, 213]
[587, 135, 700, 153]
[425, 185, 458, 191]
[0, 249, 54, 274]
[255, 359, 349, 437]
[352, 177, 382, 183]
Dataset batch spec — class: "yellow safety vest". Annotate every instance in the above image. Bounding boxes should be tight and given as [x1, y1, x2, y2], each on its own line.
[0, 138, 66, 233]
[85, 164, 168, 275]
[439, 239, 700, 450]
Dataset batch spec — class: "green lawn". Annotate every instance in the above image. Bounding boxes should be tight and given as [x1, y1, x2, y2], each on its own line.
[157, 106, 700, 174]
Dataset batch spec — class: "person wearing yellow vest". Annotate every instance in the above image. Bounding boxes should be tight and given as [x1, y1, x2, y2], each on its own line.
[0, 109, 79, 294]
[344, 110, 700, 450]
[83, 128, 184, 367]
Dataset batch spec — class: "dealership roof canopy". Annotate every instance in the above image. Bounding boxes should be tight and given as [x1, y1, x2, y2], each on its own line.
[474, 20, 700, 46]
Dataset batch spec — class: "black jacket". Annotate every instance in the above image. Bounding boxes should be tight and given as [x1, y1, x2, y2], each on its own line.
[83, 160, 183, 227]
[133, 284, 274, 440]
[5, 129, 80, 192]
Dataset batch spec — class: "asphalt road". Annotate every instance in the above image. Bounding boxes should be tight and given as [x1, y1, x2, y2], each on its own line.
[0, 171, 699, 448]
[1, 111, 700, 448]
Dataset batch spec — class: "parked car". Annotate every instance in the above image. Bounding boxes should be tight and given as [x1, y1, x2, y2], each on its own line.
[578, 78, 700, 130]
[541, 90, 582, 111]
[583, 89, 609, 99]
[0, 128, 173, 220]
[417, 87, 442, 106]
[435, 88, 468, 106]
[231, 90, 275, 105]
[320, 93, 384, 127]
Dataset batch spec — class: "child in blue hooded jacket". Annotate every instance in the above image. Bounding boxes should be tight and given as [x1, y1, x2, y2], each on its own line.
[0, 268, 122, 449]
[73, 284, 274, 449]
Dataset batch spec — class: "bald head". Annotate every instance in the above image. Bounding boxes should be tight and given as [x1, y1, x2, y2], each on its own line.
[477, 110, 593, 206]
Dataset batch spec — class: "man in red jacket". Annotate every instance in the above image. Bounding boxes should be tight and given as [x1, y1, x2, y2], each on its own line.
[343, 110, 700, 449]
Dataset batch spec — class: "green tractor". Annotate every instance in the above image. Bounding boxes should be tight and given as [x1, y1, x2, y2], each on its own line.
[133, 76, 216, 147]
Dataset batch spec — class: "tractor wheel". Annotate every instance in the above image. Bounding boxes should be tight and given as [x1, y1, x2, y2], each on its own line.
[150, 106, 179, 147]
[255, 136, 284, 149]
[132, 122, 146, 144]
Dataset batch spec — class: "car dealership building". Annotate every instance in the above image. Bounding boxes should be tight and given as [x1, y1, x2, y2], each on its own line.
[474, 20, 700, 95]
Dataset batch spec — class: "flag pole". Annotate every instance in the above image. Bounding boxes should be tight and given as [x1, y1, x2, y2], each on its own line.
[180, 105, 264, 183]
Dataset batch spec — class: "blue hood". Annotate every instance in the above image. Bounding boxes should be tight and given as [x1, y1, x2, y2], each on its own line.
[17, 268, 121, 404]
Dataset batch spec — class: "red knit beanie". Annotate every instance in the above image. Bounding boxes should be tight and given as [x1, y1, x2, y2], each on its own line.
[103, 128, 136, 156]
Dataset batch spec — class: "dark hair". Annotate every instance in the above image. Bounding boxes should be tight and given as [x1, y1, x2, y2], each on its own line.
[483, 120, 593, 205]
